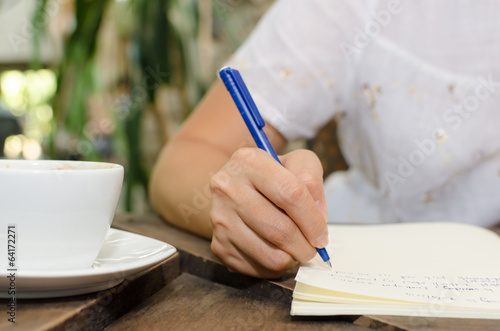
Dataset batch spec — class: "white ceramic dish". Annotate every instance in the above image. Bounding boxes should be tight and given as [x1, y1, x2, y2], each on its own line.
[0, 229, 176, 299]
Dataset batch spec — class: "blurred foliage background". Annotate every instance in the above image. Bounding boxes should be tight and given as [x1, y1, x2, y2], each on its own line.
[0, 0, 273, 212]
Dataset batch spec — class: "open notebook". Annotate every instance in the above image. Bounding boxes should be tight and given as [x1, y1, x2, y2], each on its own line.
[291, 223, 500, 319]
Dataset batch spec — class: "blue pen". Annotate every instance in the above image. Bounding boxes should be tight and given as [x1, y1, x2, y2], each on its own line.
[219, 66, 332, 269]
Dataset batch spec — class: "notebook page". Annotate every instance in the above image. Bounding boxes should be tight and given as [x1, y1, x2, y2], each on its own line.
[295, 223, 500, 309]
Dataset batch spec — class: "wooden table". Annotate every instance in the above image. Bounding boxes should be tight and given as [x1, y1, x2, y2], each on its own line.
[1, 214, 500, 330]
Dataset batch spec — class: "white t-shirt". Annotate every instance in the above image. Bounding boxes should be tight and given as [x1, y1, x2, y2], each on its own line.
[225, 0, 500, 227]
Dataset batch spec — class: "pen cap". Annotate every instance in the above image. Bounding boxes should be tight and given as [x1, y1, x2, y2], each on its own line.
[219, 67, 265, 129]
[219, 66, 281, 164]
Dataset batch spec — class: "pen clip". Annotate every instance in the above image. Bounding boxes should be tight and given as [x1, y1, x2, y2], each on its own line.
[230, 70, 266, 129]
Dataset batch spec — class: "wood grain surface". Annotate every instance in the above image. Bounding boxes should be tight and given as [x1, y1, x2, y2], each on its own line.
[2, 213, 498, 330]
[111, 214, 298, 299]
[111, 214, 500, 331]
[0, 253, 179, 331]
[105, 273, 368, 331]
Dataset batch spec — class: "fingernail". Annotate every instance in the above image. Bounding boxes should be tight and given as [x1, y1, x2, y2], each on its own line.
[316, 229, 329, 248]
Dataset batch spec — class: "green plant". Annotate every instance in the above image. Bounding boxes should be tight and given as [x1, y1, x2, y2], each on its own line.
[33, 0, 208, 211]
[32, 0, 262, 211]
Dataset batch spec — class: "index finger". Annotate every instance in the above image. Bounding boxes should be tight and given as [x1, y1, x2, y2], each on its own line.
[247, 149, 329, 249]
[280, 149, 328, 221]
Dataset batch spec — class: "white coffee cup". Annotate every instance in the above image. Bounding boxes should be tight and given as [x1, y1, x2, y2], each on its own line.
[0, 160, 123, 271]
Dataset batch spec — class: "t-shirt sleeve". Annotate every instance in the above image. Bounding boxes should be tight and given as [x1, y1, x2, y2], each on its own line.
[224, 0, 358, 141]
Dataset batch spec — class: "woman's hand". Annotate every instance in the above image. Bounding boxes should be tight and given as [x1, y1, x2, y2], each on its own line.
[150, 81, 327, 278]
[209, 148, 329, 279]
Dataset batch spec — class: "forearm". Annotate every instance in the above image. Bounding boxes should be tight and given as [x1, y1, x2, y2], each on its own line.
[149, 138, 230, 238]
[149, 80, 287, 239]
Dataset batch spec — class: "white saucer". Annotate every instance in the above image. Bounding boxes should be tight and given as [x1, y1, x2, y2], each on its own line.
[0, 229, 177, 299]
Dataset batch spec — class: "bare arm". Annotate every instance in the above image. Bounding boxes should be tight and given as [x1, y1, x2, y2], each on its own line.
[150, 79, 328, 278]
[149, 80, 287, 238]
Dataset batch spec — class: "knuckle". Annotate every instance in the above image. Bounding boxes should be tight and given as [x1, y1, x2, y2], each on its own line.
[276, 179, 307, 206]
[209, 170, 230, 195]
[230, 147, 258, 171]
[289, 149, 323, 172]
[267, 219, 295, 248]
[209, 209, 227, 230]
[297, 171, 321, 186]
[233, 147, 258, 161]
[210, 239, 226, 261]
[209, 171, 243, 208]
[265, 250, 292, 273]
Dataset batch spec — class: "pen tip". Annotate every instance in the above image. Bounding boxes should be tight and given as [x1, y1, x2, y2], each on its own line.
[326, 260, 332, 269]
